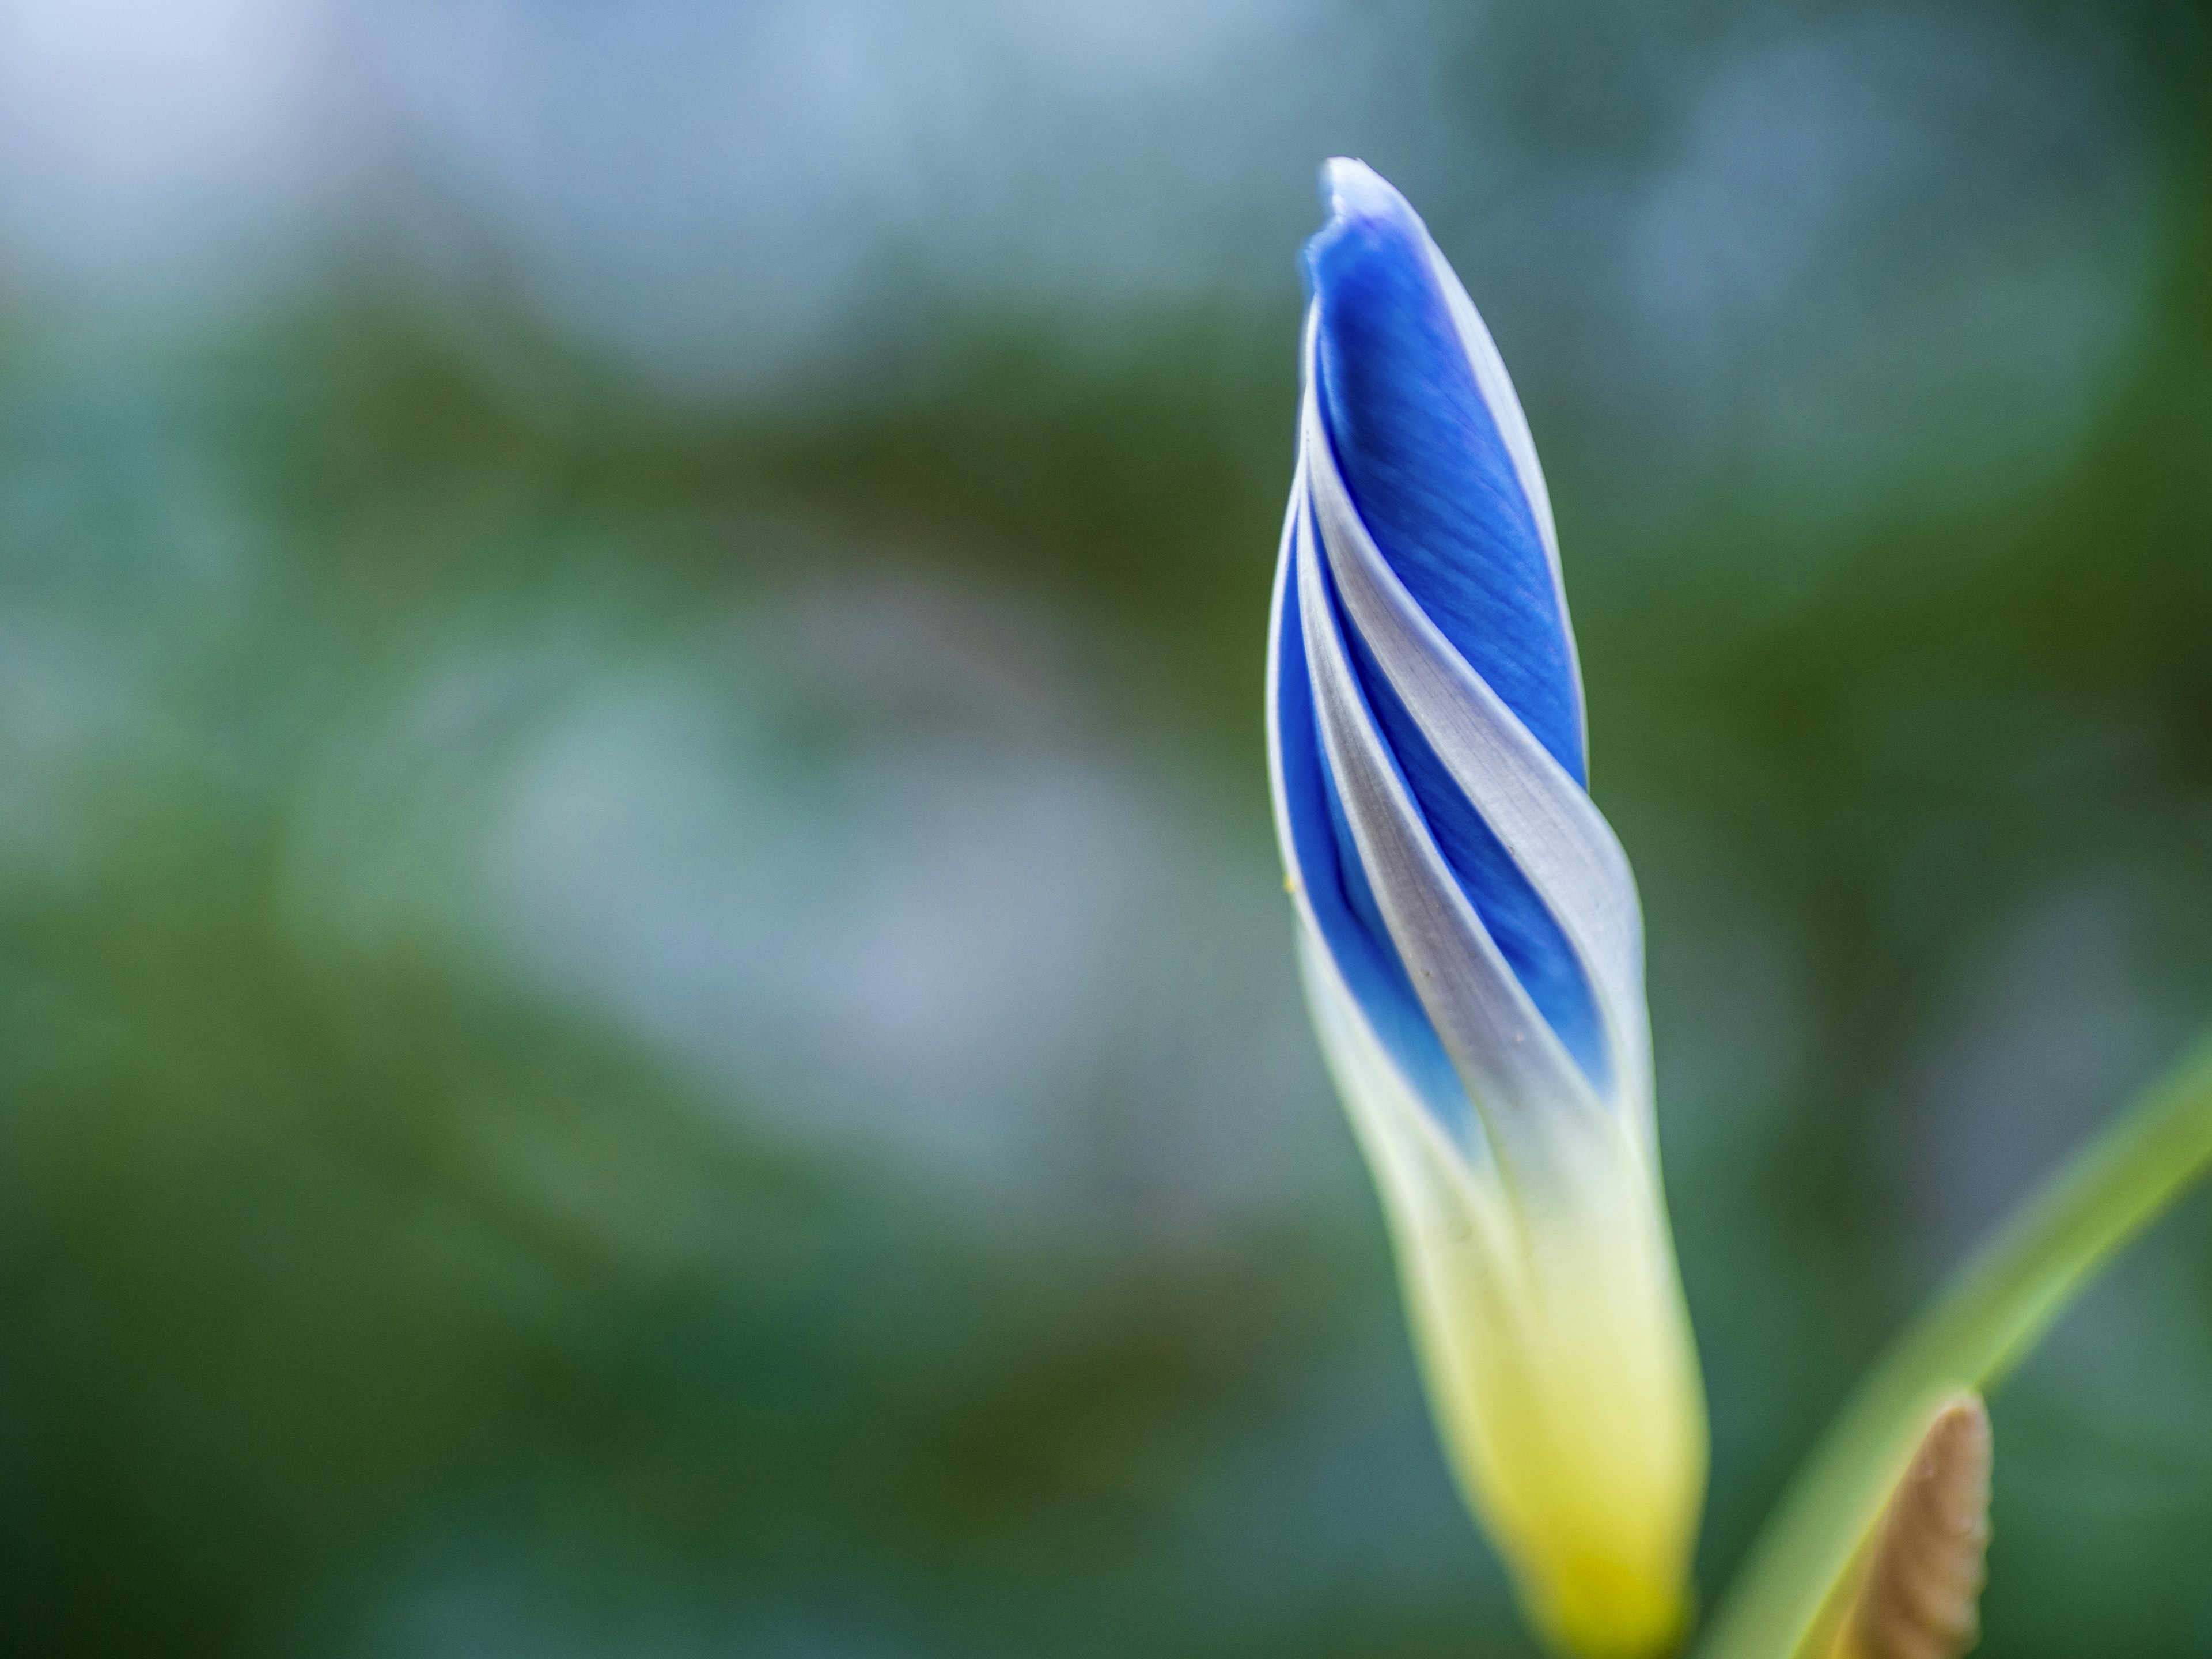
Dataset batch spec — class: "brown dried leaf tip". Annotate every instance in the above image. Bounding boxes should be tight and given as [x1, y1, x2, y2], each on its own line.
[1834, 1393, 1994, 1659]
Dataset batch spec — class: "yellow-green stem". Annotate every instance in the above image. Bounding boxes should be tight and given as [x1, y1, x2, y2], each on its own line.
[1696, 1031, 2212, 1659]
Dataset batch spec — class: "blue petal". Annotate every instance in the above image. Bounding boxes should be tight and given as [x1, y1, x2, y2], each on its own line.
[1271, 535, 1476, 1143]
[1301, 165, 1607, 1089]
[1303, 171, 1583, 785]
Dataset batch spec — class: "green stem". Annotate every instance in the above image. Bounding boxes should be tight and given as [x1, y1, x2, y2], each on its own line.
[1695, 1031, 2212, 1659]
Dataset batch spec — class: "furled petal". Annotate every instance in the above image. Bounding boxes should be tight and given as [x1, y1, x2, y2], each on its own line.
[1303, 160, 1607, 1088]
[1304, 159, 1582, 779]
[1301, 382, 1652, 1136]
[1266, 159, 1706, 1659]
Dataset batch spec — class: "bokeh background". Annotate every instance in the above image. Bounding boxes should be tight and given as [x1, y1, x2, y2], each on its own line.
[3, 1, 2210, 1655]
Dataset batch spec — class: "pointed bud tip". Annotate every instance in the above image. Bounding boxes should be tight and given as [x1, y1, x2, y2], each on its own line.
[1303, 158, 1427, 299]
[1319, 156, 1406, 223]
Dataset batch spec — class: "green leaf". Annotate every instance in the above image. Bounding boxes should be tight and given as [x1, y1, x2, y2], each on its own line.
[1695, 1031, 2212, 1659]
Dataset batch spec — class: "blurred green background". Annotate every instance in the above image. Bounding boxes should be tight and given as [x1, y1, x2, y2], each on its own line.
[2, 2, 2210, 1655]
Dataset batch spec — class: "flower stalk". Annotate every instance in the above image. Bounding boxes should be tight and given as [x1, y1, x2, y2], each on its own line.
[1696, 1031, 2212, 1659]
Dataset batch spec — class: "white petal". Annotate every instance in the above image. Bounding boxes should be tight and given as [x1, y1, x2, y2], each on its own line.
[1296, 926, 1517, 1264]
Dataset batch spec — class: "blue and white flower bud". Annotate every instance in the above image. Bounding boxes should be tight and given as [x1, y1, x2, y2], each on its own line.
[1266, 159, 1707, 1658]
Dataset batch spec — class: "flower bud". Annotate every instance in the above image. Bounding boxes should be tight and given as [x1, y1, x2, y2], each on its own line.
[1266, 158, 1708, 1658]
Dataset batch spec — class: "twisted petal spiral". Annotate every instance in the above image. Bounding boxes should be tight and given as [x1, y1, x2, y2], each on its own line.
[1267, 160, 1707, 1659]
